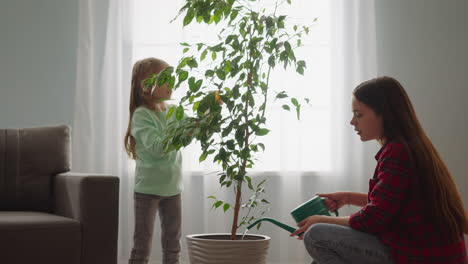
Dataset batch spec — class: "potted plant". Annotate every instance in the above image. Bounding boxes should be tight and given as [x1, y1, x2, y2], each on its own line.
[145, 0, 310, 262]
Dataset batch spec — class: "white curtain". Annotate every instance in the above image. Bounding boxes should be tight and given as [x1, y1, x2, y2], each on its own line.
[74, 0, 379, 263]
[330, 0, 380, 194]
[72, 0, 133, 260]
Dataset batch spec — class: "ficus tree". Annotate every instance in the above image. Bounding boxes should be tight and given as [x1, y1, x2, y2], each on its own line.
[145, 0, 311, 240]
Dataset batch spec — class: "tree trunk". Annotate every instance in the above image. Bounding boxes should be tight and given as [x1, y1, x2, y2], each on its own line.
[230, 182, 242, 240]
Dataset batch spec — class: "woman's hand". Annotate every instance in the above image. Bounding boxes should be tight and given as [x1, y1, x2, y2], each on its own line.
[290, 215, 326, 240]
[318, 192, 350, 211]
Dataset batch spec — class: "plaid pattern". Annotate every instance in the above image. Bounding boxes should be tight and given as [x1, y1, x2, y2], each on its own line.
[349, 142, 467, 263]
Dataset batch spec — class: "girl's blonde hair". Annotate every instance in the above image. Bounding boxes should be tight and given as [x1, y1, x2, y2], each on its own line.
[124, 57, 169, 159]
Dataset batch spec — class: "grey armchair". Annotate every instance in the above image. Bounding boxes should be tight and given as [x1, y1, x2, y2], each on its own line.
[0, 125, 119, 264]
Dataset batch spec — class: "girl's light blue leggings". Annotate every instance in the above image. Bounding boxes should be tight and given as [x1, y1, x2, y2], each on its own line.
[304, 223, 395, 264]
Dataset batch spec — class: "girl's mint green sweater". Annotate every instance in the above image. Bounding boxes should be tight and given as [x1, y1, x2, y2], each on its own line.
[131, 106, 183, 196]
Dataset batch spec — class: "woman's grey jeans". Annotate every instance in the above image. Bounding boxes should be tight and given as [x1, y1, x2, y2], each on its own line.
[129, 192, 182, 264]
[304, 223, 394, 264]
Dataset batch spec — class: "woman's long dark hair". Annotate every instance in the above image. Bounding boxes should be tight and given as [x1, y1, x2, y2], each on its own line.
[124, 58, 169, 159]
[353, 76, 468, 242]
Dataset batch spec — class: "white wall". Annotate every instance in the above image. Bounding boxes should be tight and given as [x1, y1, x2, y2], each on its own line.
[374, 0, 468, 206]
[0, 0, 78, 128]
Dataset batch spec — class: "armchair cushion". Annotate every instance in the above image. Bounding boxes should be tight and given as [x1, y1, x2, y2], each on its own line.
[0, 211, 81, 264]
[0, 125, 70, 212]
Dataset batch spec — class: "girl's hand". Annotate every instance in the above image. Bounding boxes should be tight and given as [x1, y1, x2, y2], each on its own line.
[317, 192, 349, 211]
[290, 215, 326, 240]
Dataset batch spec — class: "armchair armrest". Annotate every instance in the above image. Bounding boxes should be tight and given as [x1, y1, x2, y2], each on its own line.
[53, 172, 119, 264]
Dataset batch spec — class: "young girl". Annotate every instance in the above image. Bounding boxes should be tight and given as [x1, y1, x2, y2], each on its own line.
[124, 57, 183, 264]
[291, 76, 468, 263]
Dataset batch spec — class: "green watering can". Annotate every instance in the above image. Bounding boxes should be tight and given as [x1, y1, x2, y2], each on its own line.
[246, 195, 339, 236]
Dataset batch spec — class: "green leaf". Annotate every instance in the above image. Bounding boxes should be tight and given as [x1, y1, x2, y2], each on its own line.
[200, 50, 208, 61]
[223, 203, 230, 212]
[239, 27, 246, 37]
[288, 49, 296, 61]
[282, 105, 291, 111]
[214, 10, 223, 24]
[219, 174, 226, 184]
[266, 17, 274, 29]
[255, 128, 270, 136]
[183, 47, 189, 53]
[258, 143, 265, 151]
[275, 91, 288, 100]
[250, 144, 258, 152]
[277, 20, 285, 28]
[297, 60, 306, 68]
[176, 105, 184, 120]
[183, 8, 195, 26]
[142, 77, 154, 90]
[208, 149, 216, 154]
[197, 43, 204, 51]
[268, 55, 275, 68]
[194, 79, 202, 92]
[223, 5, 231, 17]
[235, 128, 245, 147]
[205, 70, 214, 78]
[291, 98, 299, 107]
[156, 67, 174, 87]
[280, 51, 288, 62]
[297, 66, 304, 75]
[178, 57, 191, 69]
[284, 41, 292, 52]
[225, 35, 236, 44]
[257, 179, 266, 188]
[207, 196, 216, 199]
[216, 69, 226, 80]
[212, 51, 217, 61]
[295, 105, 301, 120]
[230, 10, 239, 21]
[192, 101, 200, 111]
[187, 58, 198, 68]
[213, 200, 223, 209]
[188, 77, 196, 91]
[224, 61, 232, 73]
[245, 176, 254, 190]
[226, 139, 235, 150]
[168, 76, 175, 89]
[166, 106, 175, 119]
[199, 151, 208, 162]
[178, 70, 188, 82]
[256, 222, 262, 230]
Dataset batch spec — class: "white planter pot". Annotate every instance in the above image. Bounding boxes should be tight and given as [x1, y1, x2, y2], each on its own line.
[186, 233, 270, 264]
